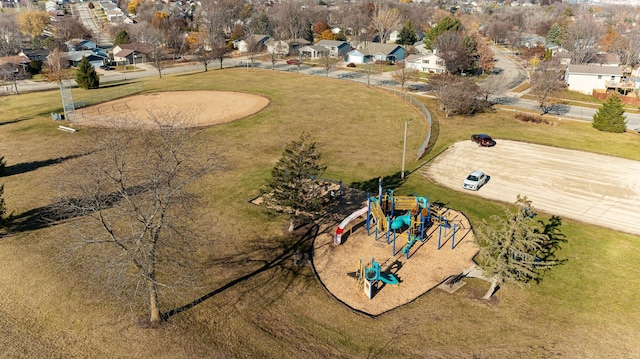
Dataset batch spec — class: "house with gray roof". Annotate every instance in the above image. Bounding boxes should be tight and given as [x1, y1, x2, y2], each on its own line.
[346, 43, 406, 64]
[315, 40, 352, 58]
[298, 45, 329, 59]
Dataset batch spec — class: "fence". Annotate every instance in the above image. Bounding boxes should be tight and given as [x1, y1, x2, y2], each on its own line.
[75, 82, 145, 108]
[378, 87, 433, 160]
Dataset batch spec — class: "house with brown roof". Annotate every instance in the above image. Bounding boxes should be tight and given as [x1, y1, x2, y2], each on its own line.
[112, 42, 153, 65]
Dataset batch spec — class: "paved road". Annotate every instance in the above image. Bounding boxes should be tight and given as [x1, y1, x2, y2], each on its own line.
[74, 3, 112, 48]
[422, 140, 640, 236]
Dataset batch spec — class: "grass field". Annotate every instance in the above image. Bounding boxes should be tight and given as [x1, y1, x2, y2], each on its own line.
[1, 69, 639, 358]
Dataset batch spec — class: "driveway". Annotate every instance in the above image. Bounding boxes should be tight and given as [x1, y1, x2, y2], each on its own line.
[421, 140, 640, 236]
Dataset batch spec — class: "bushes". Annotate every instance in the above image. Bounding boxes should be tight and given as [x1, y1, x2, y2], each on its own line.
[514, 112, 556, 125]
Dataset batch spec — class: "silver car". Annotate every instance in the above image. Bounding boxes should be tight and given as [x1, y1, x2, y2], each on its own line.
[463, 170, 488, 191]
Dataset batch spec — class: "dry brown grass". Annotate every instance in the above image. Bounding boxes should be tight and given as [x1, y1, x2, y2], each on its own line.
[0, 69, 639, 358]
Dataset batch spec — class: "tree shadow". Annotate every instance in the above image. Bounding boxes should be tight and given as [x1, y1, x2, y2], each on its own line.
[537, 215, 567, 261]
[162, 221, 331, 321]
[0, 117, 29, 127]
[350, 172, 408, 193]
[7, 183, 149, 233]
[3, 152, 88, 177]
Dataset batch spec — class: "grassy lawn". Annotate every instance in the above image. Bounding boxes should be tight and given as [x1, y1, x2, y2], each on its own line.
[0, 69, 639, 358]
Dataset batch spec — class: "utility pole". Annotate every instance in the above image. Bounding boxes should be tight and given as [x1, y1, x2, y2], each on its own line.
[401, 118, 412, 179]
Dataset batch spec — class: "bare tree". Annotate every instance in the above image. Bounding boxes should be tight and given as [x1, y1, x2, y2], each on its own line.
[54, 16, 92, 42]
[0, 63, 29, 95]
[391, 61, 419, 91]
[54, 113, 225, 325]
[429, 73, 484, 117]
[478, 74, 506, 103]
[44, 48, 71, 86]
[362, 61, 383, 87]
[530, 60, 566, 115]
[0, 13, 24, 56]
[610, 27, 640, 66]
[432, 30, 473, 74]
[371, 3, 401, 44]
[270, 0, 309, 40]
[560, 15, 605, 65]
[318, 54, 340, 77]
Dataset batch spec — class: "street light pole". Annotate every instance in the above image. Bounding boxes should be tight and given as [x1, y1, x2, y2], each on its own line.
[401, 118, 412, 179]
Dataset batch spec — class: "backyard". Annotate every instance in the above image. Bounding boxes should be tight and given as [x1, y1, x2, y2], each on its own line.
[0, 69, 639, 358]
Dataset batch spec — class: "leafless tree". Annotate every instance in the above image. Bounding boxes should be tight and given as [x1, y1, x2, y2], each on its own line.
[0, 13, 24, 56]
[362, 61, 383, 88]
[429, 73, 485, 117]
[610, 27, 640, 66]
[53, 113, 226, 325]
[560, 15, 605, 65]
[530, 60, 566, 115]
[432, 30, 472, 74]
[371, 3, 401, 44]
[391, 61, 419, 91]
[270, 0, 309, 40]
[54, 16, 92, 42]
[318, 54, 340, 77]
[333, 3, 373, 47]
[478, 74, 506, 103]
[44, 48, 71, 86]
[0, 63, 29, 95]
[134, 25, 167, 78]
[191, 2, 226, 72]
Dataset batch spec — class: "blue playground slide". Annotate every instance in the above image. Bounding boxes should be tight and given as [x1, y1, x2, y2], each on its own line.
[377, 272, 400, 285]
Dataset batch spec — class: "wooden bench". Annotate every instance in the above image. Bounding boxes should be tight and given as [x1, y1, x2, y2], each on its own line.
[58, 125, 76, 133]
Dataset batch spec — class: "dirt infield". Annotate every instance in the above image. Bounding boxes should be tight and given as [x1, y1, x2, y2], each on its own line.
[313, 206, 478, 316]
[422, 140, 640, 236]
[76, 91, 270, 128]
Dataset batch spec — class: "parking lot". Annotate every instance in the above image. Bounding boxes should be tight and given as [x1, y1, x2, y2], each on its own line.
[423, 140, 640, 236]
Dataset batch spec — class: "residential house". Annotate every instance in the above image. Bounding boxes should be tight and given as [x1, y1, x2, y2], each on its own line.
[298, 45, 329, 59]
[286, 38, 311, 56]
[405, 53, 446, 74]
[564, 64, 633, 95]
[236, 34, 271, 53]
[19, 49, 50, 62]
[66, 50, 108, 68]
[346, 43, 406, 64]
[112, 42, 153, 65]
[265, 39, 289, 56]
[99, 0, 125, 22]
[315, 40, 352, 58]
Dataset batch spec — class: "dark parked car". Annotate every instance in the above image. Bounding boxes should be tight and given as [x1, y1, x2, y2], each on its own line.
[286, 59, 299, 65]
[100, 65, 113, 71]
[346, 62, 356, 68]
[471, 134, 496, 147]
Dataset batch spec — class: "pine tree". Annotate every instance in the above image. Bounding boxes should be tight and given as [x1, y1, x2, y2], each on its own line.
[592, 93, 627, 133]
[396, 20, 417, 46]
[114, 30, 131, 46]
[424, 16, 462, 50]
[546, 23, 562, 45]
[477, 195, 560, 298]
[266, 132, 327, 224]
[75, 57, 100, 90]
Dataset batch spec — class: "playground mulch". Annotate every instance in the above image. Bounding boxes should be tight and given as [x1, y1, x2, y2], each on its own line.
[75, 91, 270, 128]
[312, 200, 479, 316]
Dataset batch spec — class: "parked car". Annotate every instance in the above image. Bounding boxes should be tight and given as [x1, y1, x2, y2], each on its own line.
[471, 134, 496, 147]
[286, 59, 299, 65]
[463, 170, 488, 191]
[346, 62, 356, 68]
[100, 65, 113, 71]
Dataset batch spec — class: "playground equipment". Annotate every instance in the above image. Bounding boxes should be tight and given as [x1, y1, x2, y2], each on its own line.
[356, 258, 400, 300]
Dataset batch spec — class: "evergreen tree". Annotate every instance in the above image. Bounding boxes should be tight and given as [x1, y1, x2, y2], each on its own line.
[477, 195, 561, 298]
[75, 56, 99, 90]
[114, 30, 131, 46]
[396, 20, 417, 46]
[424, 16, 461, 50]
[546, 23, 562, 45]
[592, 93, 627, 133]
[266, 132, 327, 226]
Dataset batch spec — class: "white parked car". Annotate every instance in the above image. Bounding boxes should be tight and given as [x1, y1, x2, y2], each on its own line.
[463, 170, 488, 191]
